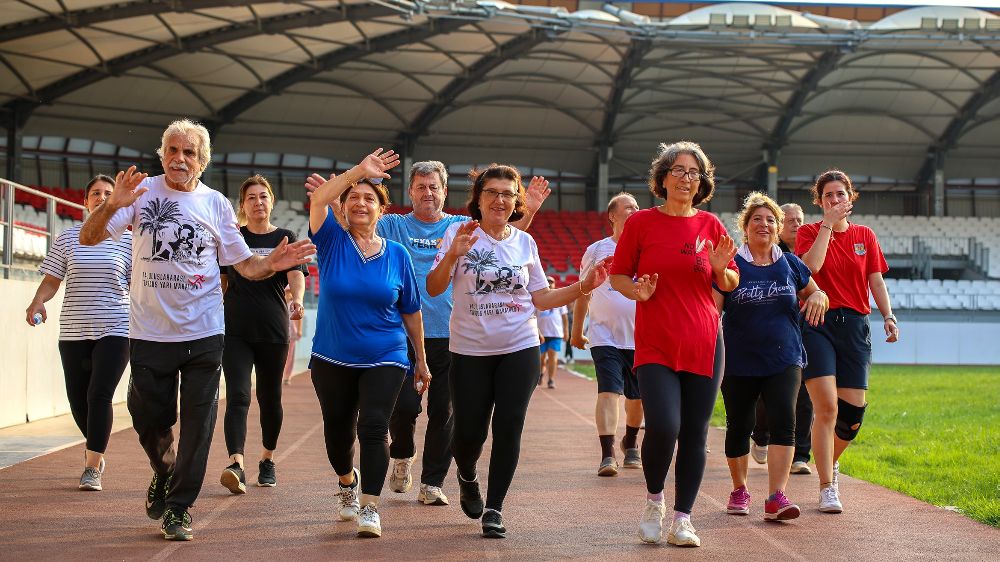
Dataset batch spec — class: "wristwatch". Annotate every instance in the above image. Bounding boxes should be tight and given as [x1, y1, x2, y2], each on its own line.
[885, 314, 897, 323]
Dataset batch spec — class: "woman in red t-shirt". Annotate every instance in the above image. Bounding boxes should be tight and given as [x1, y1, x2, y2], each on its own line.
[796, 170, 899, 514]
[610, 141, 737, 547]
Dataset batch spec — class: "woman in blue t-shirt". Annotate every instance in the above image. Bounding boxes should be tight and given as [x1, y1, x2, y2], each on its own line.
[713, 192, 828, 522]
[307, 148, 431, 539]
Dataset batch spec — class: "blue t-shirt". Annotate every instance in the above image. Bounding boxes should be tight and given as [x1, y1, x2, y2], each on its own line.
[377, 212, 468, 339]
[719, 253, 811, 377]
[310, 213, 420, 369]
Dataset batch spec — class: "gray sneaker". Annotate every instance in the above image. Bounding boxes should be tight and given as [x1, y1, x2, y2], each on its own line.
[79, 467, 102, 491]
[598, 456, 619, 477]
[621, 444, 642, 469]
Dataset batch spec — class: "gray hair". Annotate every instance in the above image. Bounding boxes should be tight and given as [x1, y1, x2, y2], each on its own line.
[648, 140, 716, 206]
[156, 119, 212, 177]
[780, 202, 804, 215]
[409, 160, 448, 188]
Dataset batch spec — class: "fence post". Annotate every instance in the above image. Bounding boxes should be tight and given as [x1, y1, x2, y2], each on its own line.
[46, 197, 57, 254]
[2, 182, 13, 279]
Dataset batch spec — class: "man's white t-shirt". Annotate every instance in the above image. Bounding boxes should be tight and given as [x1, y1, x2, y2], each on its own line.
[537, 305, 568, 339]
[581, 237, 635, 349]
[106, 175, 253, 342]
[434, 223, 547, 356]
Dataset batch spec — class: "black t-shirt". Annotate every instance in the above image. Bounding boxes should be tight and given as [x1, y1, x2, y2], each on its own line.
[778, 239, 791, 253]
[224, 227, 308, 343]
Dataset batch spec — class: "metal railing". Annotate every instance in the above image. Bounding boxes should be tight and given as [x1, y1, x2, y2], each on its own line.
[1, 177, 87, 279]
[881, 235, 992, 279]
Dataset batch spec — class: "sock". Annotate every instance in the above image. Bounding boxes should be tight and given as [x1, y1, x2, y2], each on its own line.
[673, 511, 690, 522]
[339, 470, 357, 488]
[599, 435, 615, 458]
[647, 491, 664, 502]
[622, 425, 640, 449]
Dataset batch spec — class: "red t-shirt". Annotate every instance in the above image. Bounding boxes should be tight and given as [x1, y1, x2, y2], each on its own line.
[795, 222, 888, 314]
[611, 209, 738, 377]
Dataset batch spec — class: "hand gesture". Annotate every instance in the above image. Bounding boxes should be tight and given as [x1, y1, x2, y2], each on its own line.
[25, 301, 46, 326]
[884, 318, 899, 343]
[581, 257, 611, 294]
[288, 301, 305, 321]
[523, 176, 552, 214]
[634, 273, 658, 301]
[413, 362, 432, 396]
[268, 237, 316, 271]
[706, 234, 737, 272]
[800, 290, 829, 327]
[571, 333, 589, 350]
[357, 148, 400, 180]
[822, 201, 852, 226]
[448, 221, 480, 258]
[107, 166, 148, 210]
[304, 172, 335, 199]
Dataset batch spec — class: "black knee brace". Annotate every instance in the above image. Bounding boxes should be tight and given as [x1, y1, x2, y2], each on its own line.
[835, 399, 867, 441]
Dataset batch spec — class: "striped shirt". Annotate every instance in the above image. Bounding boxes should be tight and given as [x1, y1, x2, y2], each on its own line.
[38, 225, 131, 341]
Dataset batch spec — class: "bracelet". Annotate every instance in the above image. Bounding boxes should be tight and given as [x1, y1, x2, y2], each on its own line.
[820, 223, 834, 232]
[885, 314, 897, 323]
[578, 281, 592, 296]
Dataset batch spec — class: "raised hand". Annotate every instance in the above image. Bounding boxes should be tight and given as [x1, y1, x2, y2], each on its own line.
[357, 148, 400, 179]
[634, 273, 658, 301]
[706, 234, 737, 272]
[268, 237, 316, 271]
[823, 200, 852, 226]
[524, 176, 552, 213]
[108, 166, 148, 210]
[581, 256, 611, 293]
[304, 172, 335, 198]
[448, 220, 480, 258]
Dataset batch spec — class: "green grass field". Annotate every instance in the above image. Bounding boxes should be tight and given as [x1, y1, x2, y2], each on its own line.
[570, 363, 1000, 527]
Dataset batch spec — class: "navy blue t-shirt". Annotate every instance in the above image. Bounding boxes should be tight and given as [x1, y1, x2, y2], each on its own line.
[719, 252, 811, 377]
[310, 213, 420, 369]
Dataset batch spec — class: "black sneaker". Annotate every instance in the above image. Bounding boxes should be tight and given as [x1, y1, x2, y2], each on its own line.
[145, 473, 170, 520]
[221, 462, 246, 494]
[161, 508, 193, 541]
[481, 509, 506, 538]
[458, 474, 484, 519]
[257, 459, 276, 487]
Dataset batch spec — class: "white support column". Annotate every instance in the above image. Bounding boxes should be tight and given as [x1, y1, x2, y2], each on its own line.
[596, 145, 611, 212]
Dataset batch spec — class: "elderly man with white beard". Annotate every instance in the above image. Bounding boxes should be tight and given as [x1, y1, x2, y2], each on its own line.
[81, 119, 315, 541]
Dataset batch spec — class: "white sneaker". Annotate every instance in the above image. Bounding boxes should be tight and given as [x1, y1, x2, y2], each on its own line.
[832, 461, 840, 489]
[337, 469, 361, 521]
[790, 461, 812, 474]
[667, 517, 701, 547]
[357, 504, 382, 538]
[638, 499, 665, 544]
[417, 483, 449, 505]
[750, 442, 768, 464]
[389, 457, 413, 493]
[819, 485, 843, 513]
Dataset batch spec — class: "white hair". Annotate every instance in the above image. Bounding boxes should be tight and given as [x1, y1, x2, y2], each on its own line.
[156, 119, 212, 177]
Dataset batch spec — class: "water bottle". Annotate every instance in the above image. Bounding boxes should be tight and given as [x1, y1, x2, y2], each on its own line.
[31, 312, 43, 325]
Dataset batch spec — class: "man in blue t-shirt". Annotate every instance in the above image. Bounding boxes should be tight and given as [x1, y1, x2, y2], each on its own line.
[376, 161, 550, 506]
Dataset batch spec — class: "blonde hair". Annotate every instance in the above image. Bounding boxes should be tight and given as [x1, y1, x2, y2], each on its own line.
[237, 174, 275, 226]
[736, 191, 784, 244]
[156, 119, 212, 178]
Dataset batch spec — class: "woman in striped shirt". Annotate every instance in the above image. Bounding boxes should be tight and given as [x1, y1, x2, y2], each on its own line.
[26, 174, 132, 492]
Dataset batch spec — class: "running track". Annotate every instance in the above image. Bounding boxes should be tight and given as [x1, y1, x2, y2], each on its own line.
[1, 369, 996, 560]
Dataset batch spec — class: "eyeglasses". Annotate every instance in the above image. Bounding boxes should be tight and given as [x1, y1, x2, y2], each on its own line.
[668, 167, 702, 181]
[482, 188, 517, 202]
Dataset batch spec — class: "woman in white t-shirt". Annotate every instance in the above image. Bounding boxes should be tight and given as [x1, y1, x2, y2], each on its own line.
[26, 175, 132, 492]
[537, 276, 569, 389]
[427, 164, 609, 539]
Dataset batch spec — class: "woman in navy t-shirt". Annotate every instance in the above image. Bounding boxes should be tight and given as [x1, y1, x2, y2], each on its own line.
[713, 192, 828, 522]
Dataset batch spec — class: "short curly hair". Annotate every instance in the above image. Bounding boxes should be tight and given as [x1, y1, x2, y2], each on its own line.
[736, 191, 783, 245]
[648, 141, 716, 206]
[466, 164, 526, 223]
[811, 169, 859, 207]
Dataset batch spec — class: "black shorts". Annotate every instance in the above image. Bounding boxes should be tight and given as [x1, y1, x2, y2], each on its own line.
[591, 346, 640, 400]
[802, 308, 872, 390]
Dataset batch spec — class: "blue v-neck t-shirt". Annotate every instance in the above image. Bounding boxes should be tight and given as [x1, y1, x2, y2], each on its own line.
[310, 213, 420, 369]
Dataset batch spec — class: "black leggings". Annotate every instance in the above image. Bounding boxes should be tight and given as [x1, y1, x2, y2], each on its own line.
[311, 359, 405, 497]
[450, 347, 539, 512]
[637, 332, 723, 514]
[222, 337, 289, 455]
[722, 366, 801, 458]
[58, 336, 129, 453]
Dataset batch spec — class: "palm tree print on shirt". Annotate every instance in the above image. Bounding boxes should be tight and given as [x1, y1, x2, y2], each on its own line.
[462, 248, 525, 295]
[139, 198, 182, 261]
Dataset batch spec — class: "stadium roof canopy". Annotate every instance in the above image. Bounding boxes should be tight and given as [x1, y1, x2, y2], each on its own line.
[1, 1, 999, 191]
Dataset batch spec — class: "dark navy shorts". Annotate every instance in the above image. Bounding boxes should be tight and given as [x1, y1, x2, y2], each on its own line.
[591, 346, 641, 399]
[801, 308, 872, 390]
[539, 337, 562, 353]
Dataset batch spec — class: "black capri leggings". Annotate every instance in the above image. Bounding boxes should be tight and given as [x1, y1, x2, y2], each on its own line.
[57, 336, 129, 453]
[722, 365, 801, 458]
[222, 336, 289, 455]
[450, 346, 540, 512]
[637, 331, 724, 514]
[311, 358, 405, 497]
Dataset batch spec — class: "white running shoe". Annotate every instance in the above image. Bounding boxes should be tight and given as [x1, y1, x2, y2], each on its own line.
[417, 483, 449, 506]
[337, 469, 361, 521]
[667, 517, 701, 547]
[357, 504, 382, 538]
[790, 461, 812, 474]
[750, 442, 768, 464]
[819, 485, 843, 513]
[389, 457, 413, 493]
[638, 499, 665, 544]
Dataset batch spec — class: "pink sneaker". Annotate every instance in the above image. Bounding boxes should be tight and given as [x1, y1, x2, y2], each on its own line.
[764, 490, 800, 521]
[726, 485, 751, 515]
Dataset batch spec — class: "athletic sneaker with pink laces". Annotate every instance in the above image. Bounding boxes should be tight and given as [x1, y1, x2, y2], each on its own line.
[764, 490, 800, 521]
[726, 485, 751, 515]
